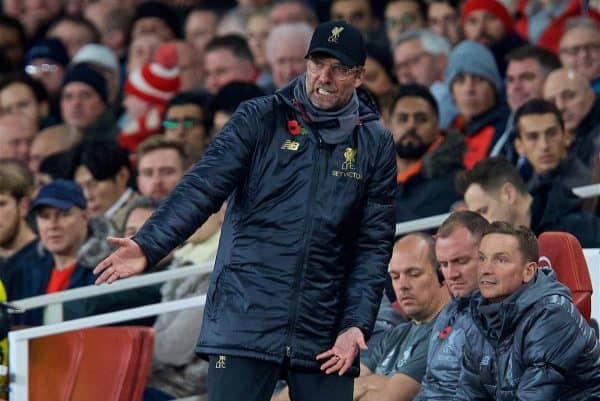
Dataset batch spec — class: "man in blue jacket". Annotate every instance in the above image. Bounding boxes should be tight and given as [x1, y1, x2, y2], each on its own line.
[414, 211, 488, 401]
[456, 222, 600, 401]
[95, 20, 396, 401]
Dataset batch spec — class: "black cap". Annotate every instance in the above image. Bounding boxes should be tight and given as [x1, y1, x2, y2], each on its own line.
[62, 63, 108, 104]
[25, 38, 69, 67]
[305, 20, 366, 67]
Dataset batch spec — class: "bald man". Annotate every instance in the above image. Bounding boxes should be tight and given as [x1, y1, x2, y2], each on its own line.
[0, 113, 37, 164]
[29, 124, 80, 172]
[543, 68, 599, 166]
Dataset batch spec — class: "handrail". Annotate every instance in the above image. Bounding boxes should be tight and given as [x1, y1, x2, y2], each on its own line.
[11, 261, 213, 311]
[393, 183, 600, 236]
[573, 183, 600, 199]
[395, 213, 451, 236]
[9, 295, 206, 401]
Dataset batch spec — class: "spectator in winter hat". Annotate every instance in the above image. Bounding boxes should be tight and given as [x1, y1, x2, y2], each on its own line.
[60, 63, 110, 137]
[461, 0, 526, 76]
[24, 38, 69, 101]
[446, 40, 510, 169]
[72, 44, 121, 105]
[119, 43, 181, 153]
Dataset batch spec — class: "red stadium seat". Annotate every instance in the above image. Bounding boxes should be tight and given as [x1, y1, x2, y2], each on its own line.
[538, 232, 593, 321]
[29, 326, 154, 401]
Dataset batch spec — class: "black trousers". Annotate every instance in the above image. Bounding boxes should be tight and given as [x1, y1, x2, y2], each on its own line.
[207, 355, 354, 401]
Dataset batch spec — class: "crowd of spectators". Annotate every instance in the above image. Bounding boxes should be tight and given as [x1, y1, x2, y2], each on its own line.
[0, 0, 600, 400]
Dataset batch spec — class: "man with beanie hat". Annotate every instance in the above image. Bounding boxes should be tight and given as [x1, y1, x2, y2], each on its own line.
[446, 40, 510, 169]
[60, 63, 118, 141]
[25, 38, 70, 120]
[120, 42, 181, 153]
[461, 0, 526, 76]
[95, 20, 396, 401]
[72, 44, 121, 105]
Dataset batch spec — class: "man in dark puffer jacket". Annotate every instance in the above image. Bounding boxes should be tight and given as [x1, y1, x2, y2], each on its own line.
[95, 20, 396, 401]
[456, 222, 600, 401]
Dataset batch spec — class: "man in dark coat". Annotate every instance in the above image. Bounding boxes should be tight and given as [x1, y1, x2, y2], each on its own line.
[389, 84, 464, 223]
[456, 222, 600, 401]
[94, 21, 396, 401]
[459, 157, 600, 247]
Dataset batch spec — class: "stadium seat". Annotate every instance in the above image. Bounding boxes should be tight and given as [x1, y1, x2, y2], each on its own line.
[29, 326, 154, 401]
[538, 232, 593, 321]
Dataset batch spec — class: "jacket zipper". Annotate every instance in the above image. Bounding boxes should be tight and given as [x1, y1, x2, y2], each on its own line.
[285, 130, 323, 359]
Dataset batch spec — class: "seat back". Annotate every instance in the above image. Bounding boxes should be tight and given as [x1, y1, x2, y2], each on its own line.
[538, 231, 593, 320]
[29, 330, 84, 401]
[30, 326, 154, 401]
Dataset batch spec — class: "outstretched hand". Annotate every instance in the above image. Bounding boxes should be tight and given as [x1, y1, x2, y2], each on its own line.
[93, 237, 148, 284]
[316, 327, 367, 376]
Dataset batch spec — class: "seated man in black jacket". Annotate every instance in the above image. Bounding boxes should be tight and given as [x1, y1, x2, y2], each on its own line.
[458, 157, 600, 247]
[389, 84, 464, 223]
[514, 99, 590, 190]
[456, 222, 600, 401]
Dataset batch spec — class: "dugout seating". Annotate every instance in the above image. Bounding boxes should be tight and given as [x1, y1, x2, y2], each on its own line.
[538, 231, 594, 321]
[29, 326, 154, 401]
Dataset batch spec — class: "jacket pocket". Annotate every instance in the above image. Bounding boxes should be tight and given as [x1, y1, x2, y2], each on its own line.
[207, 265, 228, 319]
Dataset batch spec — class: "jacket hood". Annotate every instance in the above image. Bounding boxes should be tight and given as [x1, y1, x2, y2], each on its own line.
[422, 130, 465, 179]
[275, 74, 381, 124]
[471, 267, 571, 344]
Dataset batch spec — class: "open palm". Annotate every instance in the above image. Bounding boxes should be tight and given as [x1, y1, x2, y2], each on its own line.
[93, 237, 148, 284]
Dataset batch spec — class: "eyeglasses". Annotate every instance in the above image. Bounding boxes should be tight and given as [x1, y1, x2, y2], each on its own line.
[25, 63, 59, 75]
[162, 118, 202, 130]
[559, 42, 600, 56]
[307, 58, 362, 81]
[394, 52, 428, 72]
[386, 13, 418, 30]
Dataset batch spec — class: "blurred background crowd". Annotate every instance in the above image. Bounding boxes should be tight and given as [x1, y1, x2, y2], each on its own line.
[1, 0, 600, 399]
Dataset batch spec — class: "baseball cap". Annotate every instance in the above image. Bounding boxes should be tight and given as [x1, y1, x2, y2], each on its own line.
[30, 179, 87, 212]
[305, 20, 366, 67]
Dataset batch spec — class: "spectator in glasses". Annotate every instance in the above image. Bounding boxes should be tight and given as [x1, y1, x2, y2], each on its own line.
[163, 91, 213, 162]
[24, 38, 69, 122]
[426, 0, 462, 47]
[384, 0, 426, 45]
[559, 18, 600, 95]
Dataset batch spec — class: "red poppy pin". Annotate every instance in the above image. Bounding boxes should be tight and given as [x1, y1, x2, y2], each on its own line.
[287, 120, 301, 136]
[438, 325, 452, 339]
